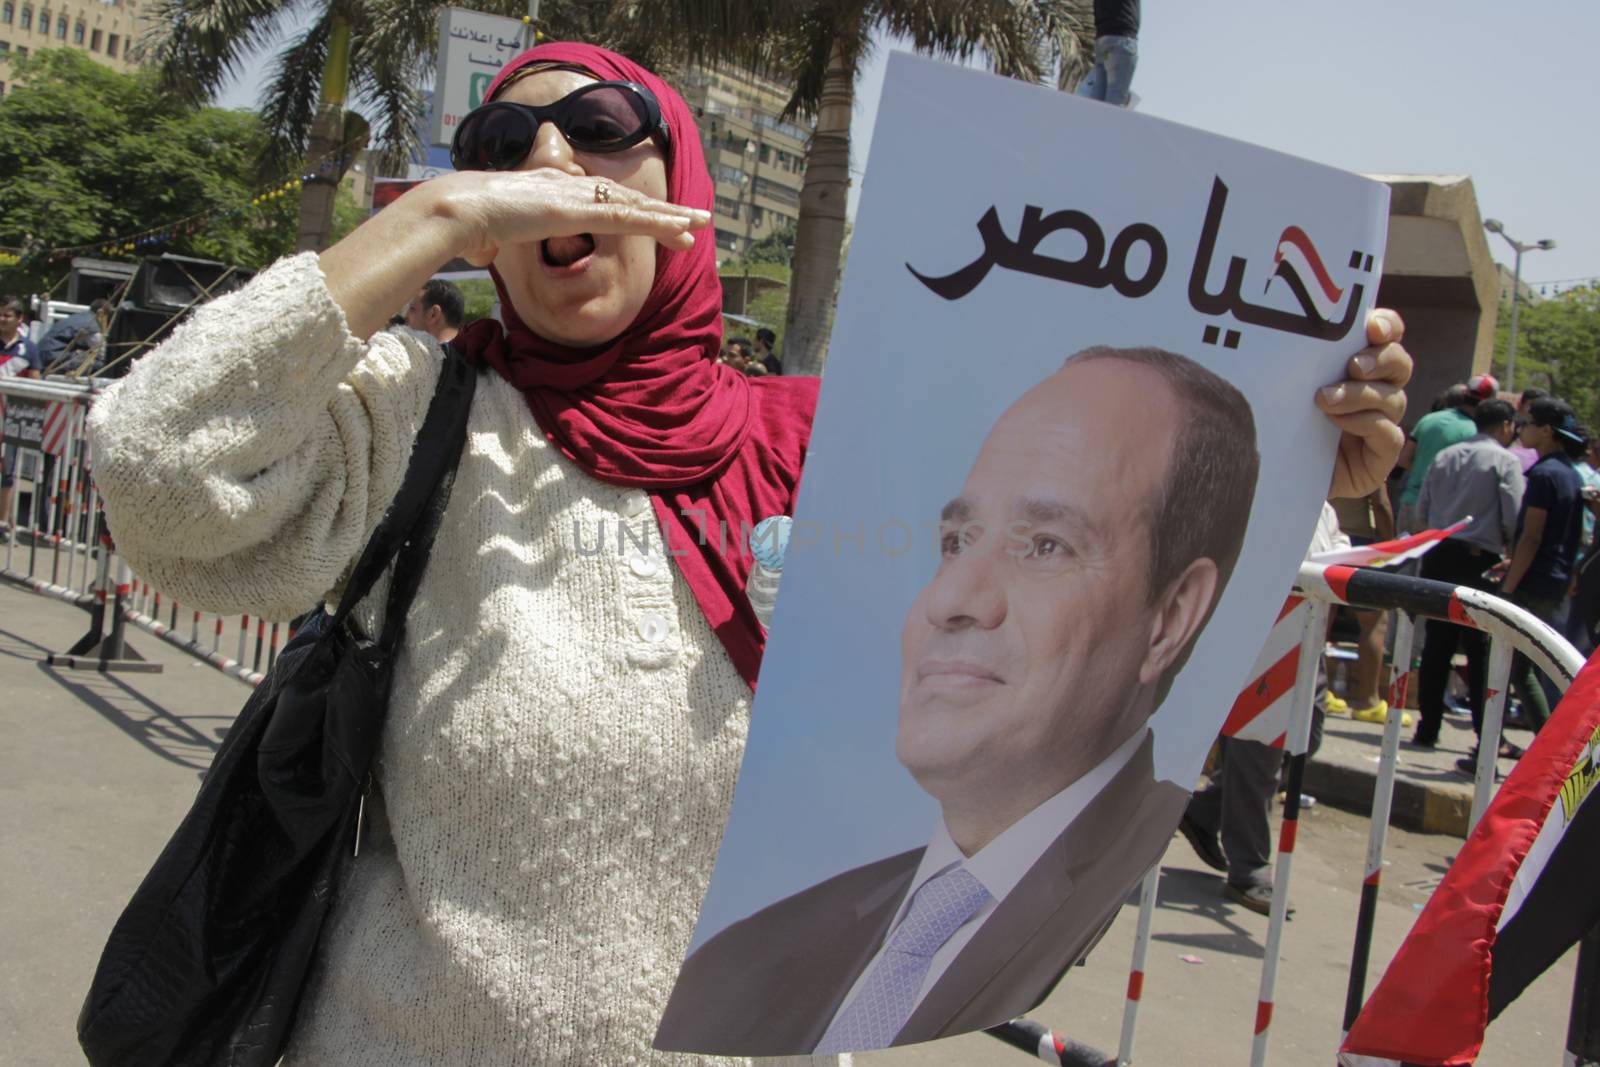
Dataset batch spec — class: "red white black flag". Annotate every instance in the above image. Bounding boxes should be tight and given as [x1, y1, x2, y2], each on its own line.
[1339, 648, 1600, 1065]
[1309, 520, 1469, 570]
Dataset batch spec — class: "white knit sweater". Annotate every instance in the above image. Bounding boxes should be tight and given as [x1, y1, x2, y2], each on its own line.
[89, 254, 835, 1066]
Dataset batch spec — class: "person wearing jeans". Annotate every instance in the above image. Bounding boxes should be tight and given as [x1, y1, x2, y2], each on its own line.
[1465, 398, 1589, 775]
[1076, 0, 1139, 108]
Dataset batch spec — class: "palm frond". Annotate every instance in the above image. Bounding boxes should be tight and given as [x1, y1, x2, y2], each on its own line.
[348, 36, 425, 174]
[776, 2, 870, 119]
[1028, 0, 1095, 89]
[141, 0, 301, 105]
[257, 8, 333, 177]
[618, 0, 793, 69]
[355, 0, 440, 75]
[874, 0, 1048, 81]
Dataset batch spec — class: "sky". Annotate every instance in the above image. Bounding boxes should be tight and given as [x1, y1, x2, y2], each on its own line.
[217, 0, 1599, 291]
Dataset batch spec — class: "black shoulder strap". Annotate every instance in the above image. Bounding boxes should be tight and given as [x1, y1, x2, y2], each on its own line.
[332, 344, 478, 630]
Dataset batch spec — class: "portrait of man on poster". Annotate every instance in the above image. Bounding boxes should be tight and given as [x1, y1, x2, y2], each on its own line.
[656, 345, 1261, 1056]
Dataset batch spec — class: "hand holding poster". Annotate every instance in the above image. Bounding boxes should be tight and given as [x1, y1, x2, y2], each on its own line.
[656, 54, 1391, 1056]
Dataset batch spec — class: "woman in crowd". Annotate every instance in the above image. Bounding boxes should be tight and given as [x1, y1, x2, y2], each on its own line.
[87, 41, 1411, 1066]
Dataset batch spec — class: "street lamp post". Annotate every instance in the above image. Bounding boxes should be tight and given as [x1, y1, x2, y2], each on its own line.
[1484, 218, 1557, 391]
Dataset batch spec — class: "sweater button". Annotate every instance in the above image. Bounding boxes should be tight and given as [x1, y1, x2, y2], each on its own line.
[623, 491, 650, 518]
[637, 613, 670, 643]
[629, 553, 659, 578]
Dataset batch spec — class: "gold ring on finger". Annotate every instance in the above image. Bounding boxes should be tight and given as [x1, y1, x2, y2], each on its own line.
[594, 180, 611, 204]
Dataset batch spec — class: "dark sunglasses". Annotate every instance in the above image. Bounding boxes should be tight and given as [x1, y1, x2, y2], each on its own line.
[450, 80, 671, 171]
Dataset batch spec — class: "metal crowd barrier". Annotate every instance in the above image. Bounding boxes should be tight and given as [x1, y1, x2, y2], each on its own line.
[985, 560, 1588, 1066]
[0, 374, 287, 685]
[4, 386, 1592, 1064]
[1298, 562, 1590, 1067]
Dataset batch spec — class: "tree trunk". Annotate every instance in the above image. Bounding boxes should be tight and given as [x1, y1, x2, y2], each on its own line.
[295, 14, 353, 253]
[781, 34, 855, 378]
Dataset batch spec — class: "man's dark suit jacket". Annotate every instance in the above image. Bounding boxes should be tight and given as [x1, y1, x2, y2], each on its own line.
[655, 734, 1190, 1055]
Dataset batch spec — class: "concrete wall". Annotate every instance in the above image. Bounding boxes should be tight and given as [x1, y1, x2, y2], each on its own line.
[1367, 175, 1501, 428]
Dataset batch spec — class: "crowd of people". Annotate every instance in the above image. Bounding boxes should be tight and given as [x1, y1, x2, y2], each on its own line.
[718, 327, 781, 376]
[1398, 376, 1600, 774]
[1178, 370, 1600, 914]
[1279, 372, 1600, 778]
[392, 280, 786, 378]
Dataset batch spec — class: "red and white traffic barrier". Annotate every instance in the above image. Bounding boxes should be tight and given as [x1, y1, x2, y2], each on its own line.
[120, 601, 265, 687]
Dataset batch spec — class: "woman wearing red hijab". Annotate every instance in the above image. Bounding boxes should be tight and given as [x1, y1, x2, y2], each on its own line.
[88, 42, 1409, 1065]
[91, 43, 823, 1065]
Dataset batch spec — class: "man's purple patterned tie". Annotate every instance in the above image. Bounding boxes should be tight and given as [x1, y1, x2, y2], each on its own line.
[813, 865, 992, 1053]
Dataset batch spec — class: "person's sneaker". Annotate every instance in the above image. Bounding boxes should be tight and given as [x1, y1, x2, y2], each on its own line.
[1178, 814, 1228, 873]
[1410, 731, 1439, 749]
[1352, 699, 1415, 728]
[1498, 739, 1526, 760]
[1324, 693, 1351, 716]
[1225, 881, 1275, 916]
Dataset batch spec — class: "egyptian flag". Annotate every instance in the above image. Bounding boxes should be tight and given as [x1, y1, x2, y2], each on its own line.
[1308, 521, 1469, 570]
[1339, 647, 1600, 1066]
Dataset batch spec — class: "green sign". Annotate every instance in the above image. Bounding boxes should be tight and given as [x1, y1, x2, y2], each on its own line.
[470, 72, 494, 110]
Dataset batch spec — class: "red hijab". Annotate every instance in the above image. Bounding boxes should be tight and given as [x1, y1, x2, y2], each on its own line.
[453, 42, 818, 689]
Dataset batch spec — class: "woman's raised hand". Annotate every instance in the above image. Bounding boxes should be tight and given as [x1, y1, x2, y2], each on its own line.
[428, 168, 712, 267]
[319, 167, 712, 340]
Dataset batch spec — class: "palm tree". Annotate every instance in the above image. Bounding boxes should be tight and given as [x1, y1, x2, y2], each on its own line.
[765, 1, 1097, 376]
[145, 0, 422, 251]
[141, 0, 719, 252]
[143, 0, 1090, 295]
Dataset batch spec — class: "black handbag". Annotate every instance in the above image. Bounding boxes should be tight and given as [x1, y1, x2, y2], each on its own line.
[77, 349, 478, 1067]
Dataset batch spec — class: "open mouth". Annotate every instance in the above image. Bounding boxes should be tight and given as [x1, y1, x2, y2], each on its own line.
[541, 233, 597, 269]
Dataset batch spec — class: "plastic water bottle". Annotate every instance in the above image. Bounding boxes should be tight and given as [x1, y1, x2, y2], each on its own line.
[746, 515, 792, 629]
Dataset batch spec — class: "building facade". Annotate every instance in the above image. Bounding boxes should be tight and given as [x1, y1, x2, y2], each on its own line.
[0, 0, 144, 94]
[676, 63, 813, 268]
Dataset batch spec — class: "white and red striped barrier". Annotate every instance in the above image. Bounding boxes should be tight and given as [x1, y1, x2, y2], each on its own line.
[2, 374, 292, 685]
[1223, 595, 1310, 747]
[1095, 561, 1585, 1067]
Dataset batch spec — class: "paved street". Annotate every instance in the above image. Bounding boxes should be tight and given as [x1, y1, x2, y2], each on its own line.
[0, 577, 1581, 1066]
[0, 577, 245, 1066]
[1307, 691, 1542, 838]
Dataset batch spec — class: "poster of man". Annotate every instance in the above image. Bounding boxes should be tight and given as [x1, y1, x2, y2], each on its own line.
[656, 54, 1391, 1057]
